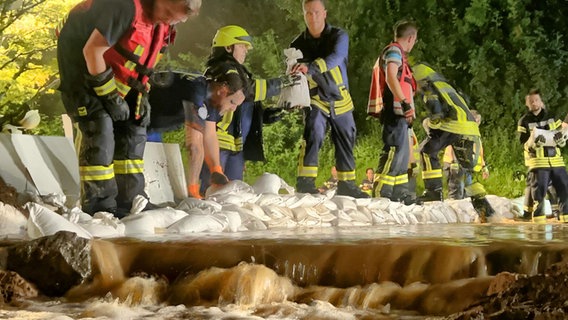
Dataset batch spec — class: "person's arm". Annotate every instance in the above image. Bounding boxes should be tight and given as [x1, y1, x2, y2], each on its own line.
[292, 29, 348, 75]
[83, 29, 110, 75]
[517, 117, 530, 145]
[563, 113, 568, 128]
[203, 120, 221, 172]
[185, 121, 205, 198]
[386, 62, 406, 103]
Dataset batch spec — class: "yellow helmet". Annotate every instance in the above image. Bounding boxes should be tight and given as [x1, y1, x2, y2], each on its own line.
[212, 25, 252, 49]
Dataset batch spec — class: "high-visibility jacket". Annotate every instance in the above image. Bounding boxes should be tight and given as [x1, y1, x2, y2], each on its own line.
[413, 63, 480, 137]
[290, 24, 354, 116]
[367, 42, 415, 117]
[103, 0, 174, 112]
[517, 109, 565, 170]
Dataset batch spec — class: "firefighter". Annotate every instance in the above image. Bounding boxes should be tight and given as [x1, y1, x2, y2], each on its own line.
[57, 0, 201, 216]
[198, 25, 300, 196]
[413, 63, 496, 221]
[517, 89, 568, 223]
[289, 0, 369, 198]
[149, 63, 248, 199]
[368, 20, 418, 204]
[443, 110, 489, 200]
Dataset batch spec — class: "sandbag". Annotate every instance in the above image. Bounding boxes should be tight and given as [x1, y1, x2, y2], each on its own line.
[26, 202, 92, 239]
[0, 201, 27, 237]
[277, 48, 310, 109]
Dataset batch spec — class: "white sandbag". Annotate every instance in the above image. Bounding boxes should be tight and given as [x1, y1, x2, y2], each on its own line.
[78, 212, 125, 238]
[332, 196, 358, 211]
[177, 198, 223, 212]
[205, 180, 255, 198]
[121, 207, 188, 235]
[277, 48, 311, 109]
[0, 201, 27, 237]
[167, 212, 229, 233]
[26, 202, 92, 239]
[252, 173, 294, 194]
[527, 127, 557, 148]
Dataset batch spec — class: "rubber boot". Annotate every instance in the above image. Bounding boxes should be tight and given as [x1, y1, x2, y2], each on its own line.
[337, 180, 370, 198]
[471, 197, 495, 223]
[296, 177, 319, 194]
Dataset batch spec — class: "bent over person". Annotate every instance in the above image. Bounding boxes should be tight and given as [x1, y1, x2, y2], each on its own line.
[290, 0, 368, 198]
[148, 63, 248, 199]
[57, 0, 201, 216]
[199, 25, 300, 195]
[412, 63, 495, 221]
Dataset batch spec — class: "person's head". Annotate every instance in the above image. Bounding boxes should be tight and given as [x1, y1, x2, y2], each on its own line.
[366, 168, 374, 180]
[525, 88, 545, 115]
[149, 0, 201, 25]
[303, 0, 327, 38]
[470, 109, 482, 124]
[211, 25, 252, 64]
[394, 19, 418, 53]
[207, 63, 248, 115]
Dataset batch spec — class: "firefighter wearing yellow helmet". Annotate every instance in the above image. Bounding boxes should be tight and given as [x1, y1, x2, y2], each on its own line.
[212, 25, 253, 48]
[194, 25, 300, 198]
[413, 63, 495, 221]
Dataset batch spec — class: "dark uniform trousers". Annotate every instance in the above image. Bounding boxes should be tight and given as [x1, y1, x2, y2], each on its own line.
[375, 117, 410, 200]
[529, 167, 568, 219]
[299, 106, 356, 179]
[420, 129, 486, 198]
[75, 107, 147, 214]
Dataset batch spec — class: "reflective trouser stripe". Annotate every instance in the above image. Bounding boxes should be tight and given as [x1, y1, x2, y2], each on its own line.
[80, 165, 114, 181]
[113, 159, 144, 174]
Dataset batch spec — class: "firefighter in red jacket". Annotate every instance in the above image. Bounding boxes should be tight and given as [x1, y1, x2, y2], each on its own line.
[57, 0, 201, 217]
[368, 20, 418, 204]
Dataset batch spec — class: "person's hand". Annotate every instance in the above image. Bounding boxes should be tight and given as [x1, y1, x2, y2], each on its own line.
[187, 184, 203, 199]
[401, 100, 414, 124]
[138, 96, 151, 127]
[86, 68, 130, 121]
[482, 166, 490, 179]
[553, 131, 567, 147]
[534, 134, 546, 148]
[291, 63, 308, 74]
[430, 112, 443, 126]
[279, 73, 302, 88]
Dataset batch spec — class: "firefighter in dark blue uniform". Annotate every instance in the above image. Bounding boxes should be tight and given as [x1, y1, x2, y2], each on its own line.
[148, 63, 249, 199]
[290, 0, 368, 198]
[56, 0, 201, 216]
[199, 25, 299, 195]
[517, 89, 568, 223]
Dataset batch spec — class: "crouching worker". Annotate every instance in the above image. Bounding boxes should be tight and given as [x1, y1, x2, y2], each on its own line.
[147, 62, 248, 199]
[413, 63, 495, 221]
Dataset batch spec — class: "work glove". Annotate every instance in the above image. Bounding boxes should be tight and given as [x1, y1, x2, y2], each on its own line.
[210, 166, 229, 186]
[138, 95, 151, 127]
[553, 131, 567, 147]
[263, 107, 284, 124]
[279, 73, 302, 88]
[187, 184, 203, 199]
[407, 162, 419, 178]
[534, 134, 546, 148]
[86, 68, 130, 121]
[401, 100, 414, 118]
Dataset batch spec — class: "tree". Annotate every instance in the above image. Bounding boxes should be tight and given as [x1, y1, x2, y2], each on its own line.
[0, 0, 78, 131]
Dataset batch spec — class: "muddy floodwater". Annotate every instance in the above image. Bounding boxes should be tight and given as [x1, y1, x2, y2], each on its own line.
[2, 222, 567, 319]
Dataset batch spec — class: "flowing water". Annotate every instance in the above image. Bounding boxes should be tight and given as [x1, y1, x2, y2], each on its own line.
[3, 222, 568, 319]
